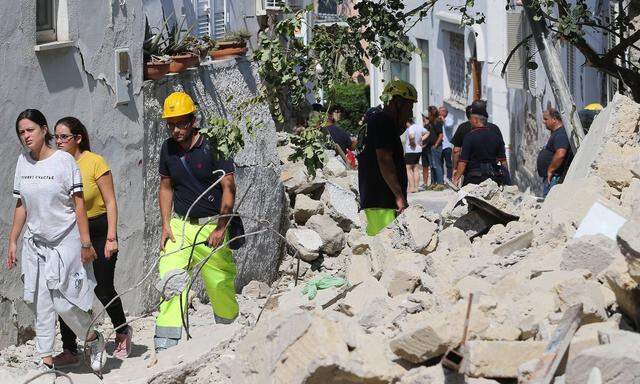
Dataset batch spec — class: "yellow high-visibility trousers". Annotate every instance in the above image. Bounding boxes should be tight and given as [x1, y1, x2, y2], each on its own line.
[364, 208, 397, 236]
[154, 217, 238, 349]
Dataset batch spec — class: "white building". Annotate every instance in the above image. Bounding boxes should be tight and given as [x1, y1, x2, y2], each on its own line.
[369, 0, 612, 190]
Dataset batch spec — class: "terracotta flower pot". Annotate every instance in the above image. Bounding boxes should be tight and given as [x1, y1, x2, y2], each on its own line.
[217, 40, 246, 49]
[144, 61, 170, 80]
[210, 45, 248, 60]
[186, 54, 200, 68]
[169, 53, 199, 73]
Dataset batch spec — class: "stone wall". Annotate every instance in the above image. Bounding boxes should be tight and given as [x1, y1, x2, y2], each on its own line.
[141, 58, 288, 308]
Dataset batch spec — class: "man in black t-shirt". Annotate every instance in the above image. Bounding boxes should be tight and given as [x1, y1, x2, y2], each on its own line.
[357, 80, 417, 235]
[154, 92, 239, 352]
[453, 103, 508, 186]
[451, 102, 504, 170]
[537, 107, 573, 197]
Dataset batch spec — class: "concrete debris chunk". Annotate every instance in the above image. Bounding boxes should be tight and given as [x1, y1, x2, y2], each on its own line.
[242, 280, 271, 299]
[463, 340, 547, 378]
[561, 234, 620, 276]
[604, 267, 640, 328]
[565, 342, 640, 384]
[230, 310, 405, 384]
[398, 364, 500, 384]
[597, 328, 640, 347]
[293, 194, 323, 225]
[617, 218, 640, 280]
[379, 205, 438, 254]
[324, 156, 348, 177]
[282, 162, 326, 195]
[347, 229, 371, 255]
[390, 304, 489, 364]
[305, 214, 346, 256]
[555, 278, 607, 324]
[567, 321, 619, 363]
[379, 250, 425, 297]
[321, 182, 361, 231]
[285, 228, 323, 262]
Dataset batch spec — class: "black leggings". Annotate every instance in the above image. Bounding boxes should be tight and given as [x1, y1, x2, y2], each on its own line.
[60, 213, 127, 353]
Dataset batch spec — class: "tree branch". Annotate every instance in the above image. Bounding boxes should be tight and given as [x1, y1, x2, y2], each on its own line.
[501, 34, 534, 77]
[601, 29, 640, 63]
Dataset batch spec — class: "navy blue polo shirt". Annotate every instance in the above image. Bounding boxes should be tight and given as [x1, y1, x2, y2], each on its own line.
[325, 124, 352, 153]
[459, 127, 506, 172]
[159, 135, 234, 218]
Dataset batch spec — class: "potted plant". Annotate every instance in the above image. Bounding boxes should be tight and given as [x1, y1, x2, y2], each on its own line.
[210, 30, 251, 60]
[185, 35, 216, 63]
[165, 15, 199, 73]
[143, 18, 170, 80]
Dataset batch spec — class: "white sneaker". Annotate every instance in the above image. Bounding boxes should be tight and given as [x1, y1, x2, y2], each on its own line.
[85, 331, 106, 372]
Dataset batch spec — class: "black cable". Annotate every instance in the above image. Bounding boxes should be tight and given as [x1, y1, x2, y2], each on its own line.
[180, 223, 210, 340]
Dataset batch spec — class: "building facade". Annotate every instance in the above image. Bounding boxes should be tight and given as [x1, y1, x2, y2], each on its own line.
[368, 0, 612, 191]
[0, 0, 286, 349]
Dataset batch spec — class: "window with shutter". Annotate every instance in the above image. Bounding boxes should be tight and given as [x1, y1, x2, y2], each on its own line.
[212, 0, 227, 40]
[505, 10, 525, 89]
[385, 60, 410, 83]
[196, 0, 211, 37]
[318, 0, 338, 14]
[447, 32, 466, 103]
[524, 20, 536, 91]
[36, 0, 57, 43]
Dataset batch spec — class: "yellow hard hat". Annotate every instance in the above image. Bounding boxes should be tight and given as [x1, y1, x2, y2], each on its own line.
[382, 80, 418, 102]
[584, 103, 603, 111]
[162, 92, 197, 119]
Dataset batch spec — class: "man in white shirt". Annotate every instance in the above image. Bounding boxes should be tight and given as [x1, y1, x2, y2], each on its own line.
[439, 106, 455, 180]
[403, 118, 428, 193]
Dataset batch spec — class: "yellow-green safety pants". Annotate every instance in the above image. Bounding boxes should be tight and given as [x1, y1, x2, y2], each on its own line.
[364, 208, 397, 236]
[154, 217, 238, 350]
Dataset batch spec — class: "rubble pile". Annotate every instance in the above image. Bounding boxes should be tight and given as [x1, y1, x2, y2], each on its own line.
[0, 95, 639, 383]
[217, 94, 640, 383]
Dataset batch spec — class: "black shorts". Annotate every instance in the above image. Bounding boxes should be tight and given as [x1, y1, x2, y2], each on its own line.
[421, 148, 430, 166]
[405, 153, 421, 165]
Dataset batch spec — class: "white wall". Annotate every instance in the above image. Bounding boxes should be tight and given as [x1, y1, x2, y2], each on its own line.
[369, 0, 609, 189]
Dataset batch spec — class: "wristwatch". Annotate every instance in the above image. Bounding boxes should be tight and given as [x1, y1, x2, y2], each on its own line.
[81, 242, 93, 249]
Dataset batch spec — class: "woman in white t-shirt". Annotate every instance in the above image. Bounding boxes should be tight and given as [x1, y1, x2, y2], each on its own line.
[403, 118, 428, 193]
[6, 109, 106, 373]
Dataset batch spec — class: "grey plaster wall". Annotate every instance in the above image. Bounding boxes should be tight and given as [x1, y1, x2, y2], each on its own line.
[141, 58, 287, 308]
[0, 0, 145, 349]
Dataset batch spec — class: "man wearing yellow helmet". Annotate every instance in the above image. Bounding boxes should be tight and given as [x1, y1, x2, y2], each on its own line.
[357, 80, 417, 236]
[154, 91, 239, 351]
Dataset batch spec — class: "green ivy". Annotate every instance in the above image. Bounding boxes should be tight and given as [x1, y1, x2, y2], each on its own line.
[288, 126, 329, 179]
[198, 95, 262, 160]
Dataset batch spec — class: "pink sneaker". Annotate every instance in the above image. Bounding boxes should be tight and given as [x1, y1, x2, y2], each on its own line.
[113, 326, 133, 359]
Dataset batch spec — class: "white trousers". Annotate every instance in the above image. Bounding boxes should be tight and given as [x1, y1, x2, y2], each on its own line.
[32, 258, 95, 358]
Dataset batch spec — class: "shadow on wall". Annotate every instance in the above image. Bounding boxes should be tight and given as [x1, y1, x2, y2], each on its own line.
[36, 49, 84, 94]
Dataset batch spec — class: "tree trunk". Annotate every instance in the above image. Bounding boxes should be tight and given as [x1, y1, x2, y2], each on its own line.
[522, 0, 585, 153]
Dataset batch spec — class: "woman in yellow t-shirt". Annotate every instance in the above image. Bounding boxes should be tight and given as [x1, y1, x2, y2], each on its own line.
[54, 117, 132, 365]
